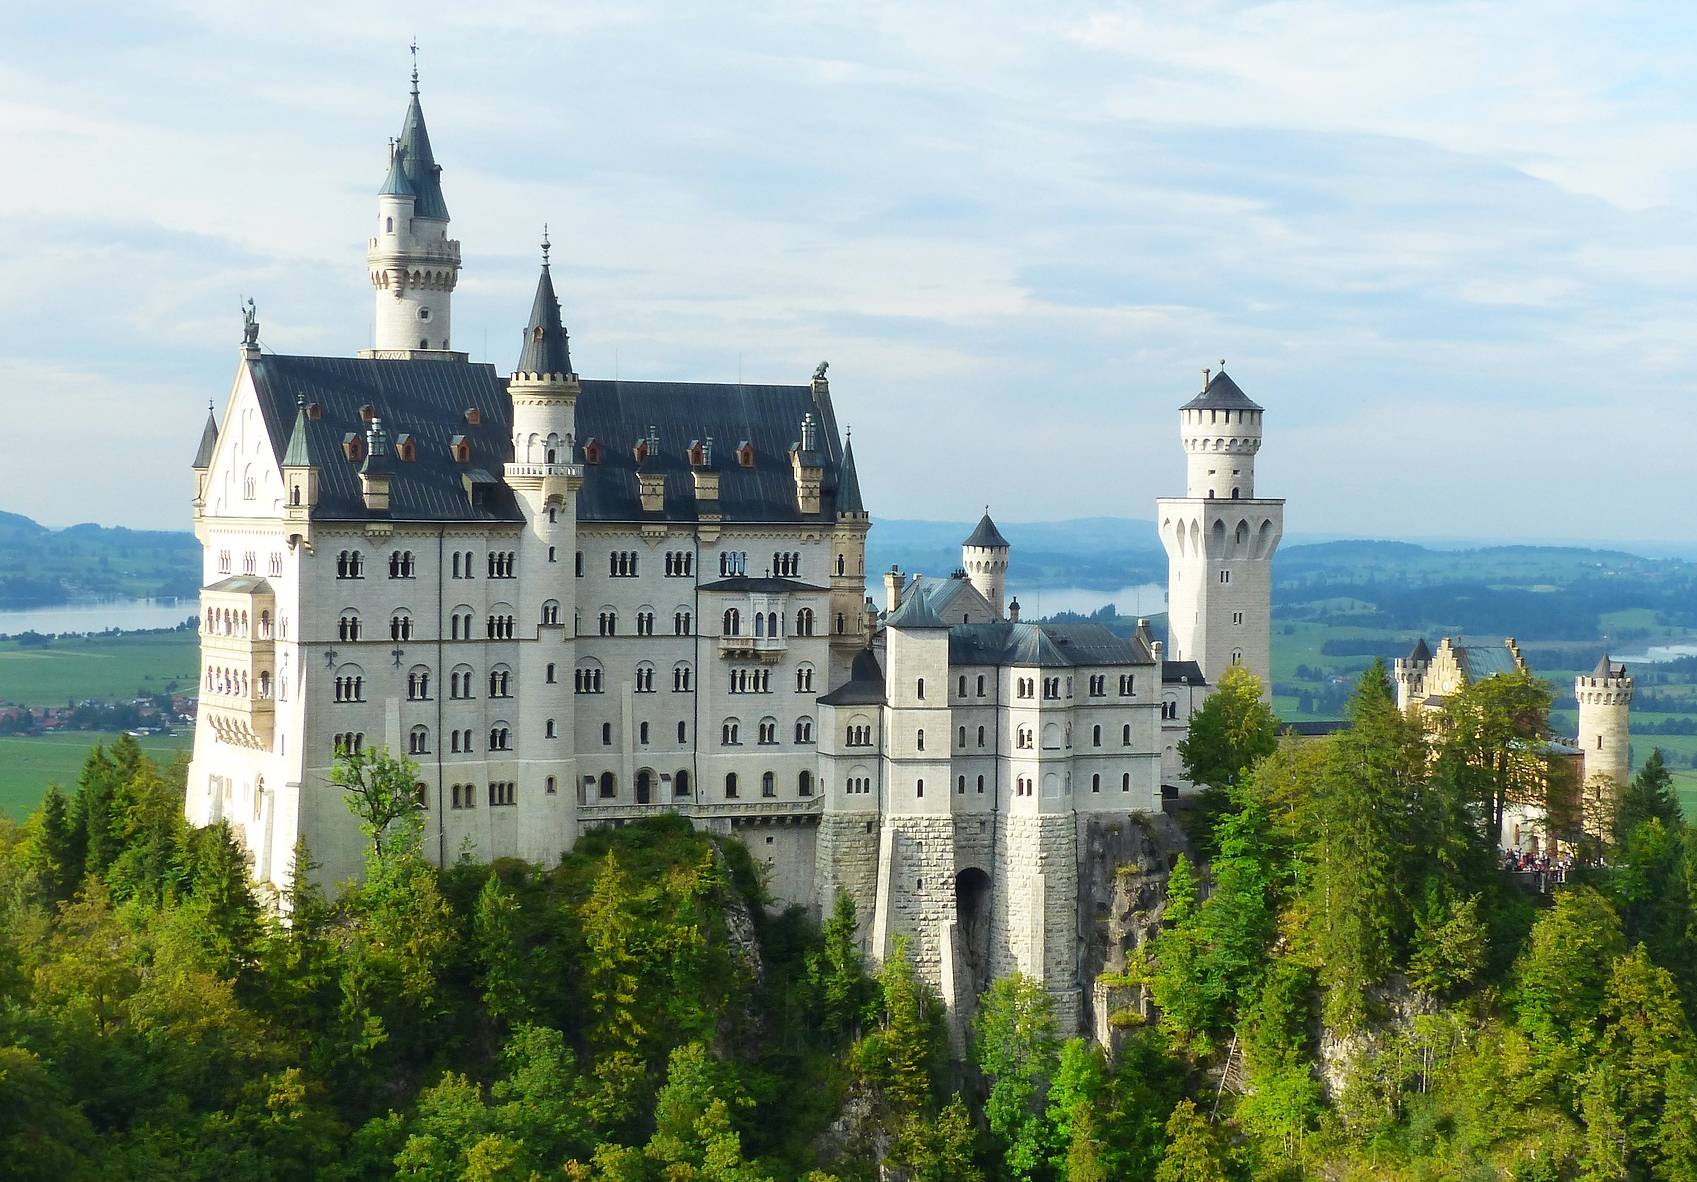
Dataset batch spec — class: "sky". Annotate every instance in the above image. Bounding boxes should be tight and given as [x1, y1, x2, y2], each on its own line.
[3, 1, 1695, 543]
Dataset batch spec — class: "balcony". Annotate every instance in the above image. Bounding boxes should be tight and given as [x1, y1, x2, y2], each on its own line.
[719, 634, 788, 662]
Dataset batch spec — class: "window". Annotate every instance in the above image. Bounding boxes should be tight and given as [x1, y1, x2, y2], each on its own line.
[597, 610, 617, 636]
[545, 662, 556, 684]
[1231, 650, 1244, 667]
[725, 773, 739, 798]
[575, 663, 604, 694]
[545, 718, 556, 738]
[1219, 570, 1232, 584]
[487, 551, 516, 578]
[1017, 726, 1033, 750]
[796, 664, 815, 692]
[673, 663, 693, 692]
[1016, 678, 1033, 700]
[388, 551, 416, 579]
[1092, 725, 1102, 747]
[916, 678, 925, 700]
[636, 609, 655, 636]
[916, 778, 924, 798]
[1232, 611, 1244, 625]
[958, 726, 967, 748]
[635, 663, 656, 693]
[977, 674, 986, 696]
[1091, 774, 1101, 793]
[673, 610, 693, 635]
[541, 600, 561, 625]
[610, 551, 639, 577]
[677, 721, 687, 743]
[407, 667, 431, 700]
[333, 671, 365, 702]
[957, 775, 966, 794]
[799, 770, 813, 796]
[977, 725, 986, 748]
[575, 551, 584, 577]
[795, 607, 815, 636]
[762, 772, 776, 798]
[722, 720, 740, 746]
[675, 770, 691, 797]
[408, 726, 430, 755]
[599, 772, 616, 799]
[337, 613, 362, 642]
[718, 551, 747, 577]
[1162, 700, 1179, 721]
[836, 612, 846, 634]
[847, 724, 873, 746]
[722, 608, 740, 636]
[546, 776, 557, 794]
[665, 551, 694, 577]
[639, 721, 650, 744]
[1122, 723, 1132, 746]
[977, 775, 985, 794]
[1122, 773, 1131, 792]
[336, 550, 364, 579]
[488, 667, 512, 697]
[916, 729, 924, 751]
[332, 732, 365, 755]
[487, 614, 515, 640]
[488, 725, 511, 751]
[451, 783, 475, 809]
[795, 717, 814, 743]
[601, 722, 612, 745]
[1119, 674, 1136, 695]
[758, 718, 777, 744]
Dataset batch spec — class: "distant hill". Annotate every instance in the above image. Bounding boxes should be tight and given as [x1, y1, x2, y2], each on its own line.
[0, 513, 200, 609]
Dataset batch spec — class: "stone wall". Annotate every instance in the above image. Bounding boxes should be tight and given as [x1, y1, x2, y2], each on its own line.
[993, 812, 1082, 1030]
[815, 811, 882, 937]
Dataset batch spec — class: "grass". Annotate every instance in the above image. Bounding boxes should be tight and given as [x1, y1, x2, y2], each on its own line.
[0, 630, 200, 707]
[0, 730, 193, 821]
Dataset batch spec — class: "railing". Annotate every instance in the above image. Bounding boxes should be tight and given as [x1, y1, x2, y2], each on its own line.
[580, 797, 822, 823]
[503, 462, 582, 480]
[718, 635, 787, 660]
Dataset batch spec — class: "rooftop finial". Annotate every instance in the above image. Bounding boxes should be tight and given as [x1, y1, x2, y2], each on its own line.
[541, 223, 551, 269]
[1219, 357, 1227, 371]
[409, 38, 419, 94]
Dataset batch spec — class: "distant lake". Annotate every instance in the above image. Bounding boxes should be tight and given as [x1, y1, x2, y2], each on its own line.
[0, 598, 195, 639]
[1615, 644, 1697, 665]
[1010, 583, 1166, 620]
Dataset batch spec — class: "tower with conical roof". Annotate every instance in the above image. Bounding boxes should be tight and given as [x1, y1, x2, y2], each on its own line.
[1576, 655, 1634, 806]
[1155, 365, 1284, 695]
[962, 510, 1010, 620]
[365, 52, 462, 357]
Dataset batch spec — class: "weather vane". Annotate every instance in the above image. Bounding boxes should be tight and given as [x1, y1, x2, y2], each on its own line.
[410, 38, 419, 90]
[542, 223, 551, 267]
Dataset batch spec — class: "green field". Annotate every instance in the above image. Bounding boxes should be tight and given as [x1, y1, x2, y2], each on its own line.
[0, 630, 200, 706]
[0, 730, 193, 821]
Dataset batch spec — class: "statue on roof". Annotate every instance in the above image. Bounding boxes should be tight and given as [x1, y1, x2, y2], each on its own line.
[241, 297, 259, 347]
[814, 360, 829, 381]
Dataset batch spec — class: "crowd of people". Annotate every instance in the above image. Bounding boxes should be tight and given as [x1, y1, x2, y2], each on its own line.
[1499, 846, 1575, 888]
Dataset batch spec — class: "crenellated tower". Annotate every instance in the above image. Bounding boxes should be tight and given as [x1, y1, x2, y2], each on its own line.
[1155, 365, 1284, 694]
[962, 511, 1010, 620]
[1576, 655, 1634, 800]
[365, 58, 462, 358]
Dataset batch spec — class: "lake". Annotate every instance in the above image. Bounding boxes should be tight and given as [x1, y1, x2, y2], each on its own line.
[1616, 644, 1697, 665]
[0, 598, 196, 639]
[1008, 583, 1167, 620]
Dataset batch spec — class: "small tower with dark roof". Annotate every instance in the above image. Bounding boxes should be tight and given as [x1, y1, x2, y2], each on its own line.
[365, 52, 462, 357]
[1576, 654, 1634, 802]
[962, 509, 1010, 620]
[1394, 637, 1432, 711]
[192, 401, 219, 517]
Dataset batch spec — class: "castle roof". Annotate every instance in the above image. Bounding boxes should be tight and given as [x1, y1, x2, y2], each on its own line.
[901, 574, 987, 625]
[699, 575, 828, 593]
[1454, 642, 1518, 683]
[280, 398, 311, 468]
[1161, 659, 1206, 685]
[946, 620, 1154, 668]
[818, 648, 886, 706]
[192, 406, 218, 468]
[394, 81, 449, 220]
[516, 258, 572, 377]
[1408, 637, 1431, 663]
[887, 586, 949, 629]
[1180, 370, 1262, 412]
[1591, 654, 1627, 679]
[244, 354, 854, 525]
[836, 437, 865, 515]
[963, 512, 1009, 549]
[379, 148, 417, 198]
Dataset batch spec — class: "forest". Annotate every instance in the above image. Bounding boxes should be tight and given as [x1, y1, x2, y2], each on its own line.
[3, 661, 1697, 1180]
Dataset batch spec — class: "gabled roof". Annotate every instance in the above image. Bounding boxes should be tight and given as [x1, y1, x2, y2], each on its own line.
[946, 620, 1154, 668]
[395, 83, 449, 220]
[818, 648, 886, 706]
[247, 355, 521, 522]
[963, 512, 1009, 549]
[193, 407, 218, 468]
[1456, 644, 1518, 683]
[516, 260, 572, 376]
[1162, 659, 1206, 686]
[1179, 370, 1262, 412]
[836, 437, 865, 515]
[888, 587, 949, 629]
[573, 379, 851, 523]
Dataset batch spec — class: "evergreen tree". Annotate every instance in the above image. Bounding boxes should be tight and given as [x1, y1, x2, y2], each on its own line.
[1178, 665, 1281, 833]
[887, 1097, 983, 1182]
[30, 784, 81, 902]
[473, 874, 531, 1028]
[1154, 1100, 1228, 1182]
[1512, 886, 1626, 1049]
[1613, 748, 1681, 846]
[974, 974, 1060, 1181]
[806, 894, 873, 1042]
[72, 744, 120, 876]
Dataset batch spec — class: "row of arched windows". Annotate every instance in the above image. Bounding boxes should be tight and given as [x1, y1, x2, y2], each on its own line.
[388, 551, 415, 578]
[665, 551, 694, 576]
[728, 668, 771, 694]
[336, 551, 365, 579]
[204, 665, 270, 699]
[771, 551, 800, 577]
[203, 607, 272, 639]
[488, 551, 516, 578]
[610, 551, 639, 577]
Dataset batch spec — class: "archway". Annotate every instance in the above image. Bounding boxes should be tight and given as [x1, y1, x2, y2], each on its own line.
[955, 867, 993, 996]
[636, 769, 654, 805]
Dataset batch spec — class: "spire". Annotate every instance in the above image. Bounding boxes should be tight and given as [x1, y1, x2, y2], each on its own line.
[193, 402, 219, 469]
[282, 396, 312, 467]
[837, 435, 865, 515]
[379, 141, 417, 198]
[393, 52, 449, 220]
[516, 233, 572, 376]
[963, 511, 1009, 549]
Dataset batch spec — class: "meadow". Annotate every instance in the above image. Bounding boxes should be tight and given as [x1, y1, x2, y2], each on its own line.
[0, 729, 192, 820]
[0, 629, 200, 705]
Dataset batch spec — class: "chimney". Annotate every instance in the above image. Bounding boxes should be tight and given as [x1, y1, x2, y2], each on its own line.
[1008, 597, 1020, 623]
[1151, 639, 1165, 662]
[884, 565, 906, 615]
[1202, 367, 1211, 392]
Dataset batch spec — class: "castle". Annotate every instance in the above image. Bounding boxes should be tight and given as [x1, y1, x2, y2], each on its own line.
[183, 70, 1288, 1031]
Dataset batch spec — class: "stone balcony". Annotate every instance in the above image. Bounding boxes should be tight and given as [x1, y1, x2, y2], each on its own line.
[718, 635, 788, 662]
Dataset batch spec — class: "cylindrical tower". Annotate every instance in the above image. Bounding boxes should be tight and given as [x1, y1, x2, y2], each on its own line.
[1576, 655, 1633, 794]
[961, 511, 1010, 619]
[1181, 366, 1263, 500]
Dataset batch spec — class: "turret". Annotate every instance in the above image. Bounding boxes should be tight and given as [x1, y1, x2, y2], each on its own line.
[366, 57, 462, 356]
[507, 230, 580, 473]
[1180, 365, 1264, 500]
[961, 509, 1010, 619]
[192, 402, 218, 514]
[1395, 637, 1432, 710]
[280, 395, 316, 547]
[1576, 655, 1633, 799]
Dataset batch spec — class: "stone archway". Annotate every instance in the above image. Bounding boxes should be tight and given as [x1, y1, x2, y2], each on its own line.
[635, 769, 654, 805]
[955, 867, 993, 995]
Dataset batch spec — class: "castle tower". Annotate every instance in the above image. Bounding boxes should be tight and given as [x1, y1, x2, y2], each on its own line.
[365, 58, 462, 357]
[828, 426, 871, 684]
[962, 510, 1010, 620]
[1155, 365, 1284, 693]
[1576, 655, 1633, 797]
[504, 234, 582, 863]
[1394, 637, 1432, 710]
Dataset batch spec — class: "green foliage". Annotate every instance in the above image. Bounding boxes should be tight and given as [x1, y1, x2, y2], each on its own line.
[1154, 1100, 1229, 1182]
[806, 894, 874, 1042]
[1179, 665, 1281, 834]
[1512, 886, 1626, 1049]
[331, 746, 426, 865]
[1614, 748, 1681, 846]
[974, 975, 1061, 1180]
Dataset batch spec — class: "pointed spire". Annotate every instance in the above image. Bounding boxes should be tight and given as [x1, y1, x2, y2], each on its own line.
[193, 402, 219, 469]
[392, 49, 448, 220]
[282, 395, 312, 468]
[837, 435, 865, 515]
[516, 236, 572, 376]
[963, 511, 1009, 549]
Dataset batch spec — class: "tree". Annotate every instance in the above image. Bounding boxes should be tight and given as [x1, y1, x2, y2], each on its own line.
[26, 785, 81, 902]
[1592, 945, 1695, 1173]
[1440, 667, 1553, 840]
[1408, 893, 1487, 998]
[473, 874, 531, 1028]
[1154, 1100, 1228, 1182]
[974, 974, 1060, 1181]
[887, 1097, 983, 1182]
[1513, 886, 1626, 1049]
[1178, 665, 1280, 822]
[331, 746, 425, 864]
[806, 894, 873, 1042]
[1613, 749, 1681, 846]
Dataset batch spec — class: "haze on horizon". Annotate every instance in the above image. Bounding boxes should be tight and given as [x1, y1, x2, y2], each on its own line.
[3, 1, 1692, 542]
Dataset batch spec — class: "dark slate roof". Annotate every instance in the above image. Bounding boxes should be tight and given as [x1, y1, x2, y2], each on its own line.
[379, 149, 417, 198]
[205, 575, 273, 594]
[395, 85, 449, 220]
[516, 263, 572, 376]
[1591, 654, 1626, 679]
[888, 587, 949, 629]
[947, 620, 1152, 667]
[699, 576, 828, 593]
[248, 355, 522, 523]
[281, 399, 310, 467]
[193, 407, 218, 468]
[1162, 660, 1206, 685]
[905, 574, 986, 623]
[818, 648, 886, 706]
[1457, 644, 1517, 683]
[1407, 637, 1431, 663]
[1179, 371, 1262, 412]
[837, 437, 865, 515]
[963, 512, 1009, 549]
[574, 379, 850, 524]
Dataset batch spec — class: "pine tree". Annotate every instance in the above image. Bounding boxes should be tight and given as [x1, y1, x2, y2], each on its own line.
[974, 974, 1060, 1181]
[1614, 748, 1681, 846]
[1154, 1100, 1228, 1182]
[473, 874, 531, 1028]
[806, 894, 873, 1041]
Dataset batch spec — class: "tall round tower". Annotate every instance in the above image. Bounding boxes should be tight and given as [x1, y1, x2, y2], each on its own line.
[366, 61, 462, 356]
[1181, 367, 1264, 499]
[962, 510, 1010, 620]
[1576, 655, 1633, 795]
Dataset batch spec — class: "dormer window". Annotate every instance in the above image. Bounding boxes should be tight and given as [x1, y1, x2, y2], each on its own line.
[360, 404, 376, 423]
[395, 434, 417, 463]
[306, 402, 323, 421]
[449, 435, 470, 464]
[342, 433, 366, 462]
[737, 441, 754, 468]
[464, 407, 481, 426]
[583, 438, 602, 465]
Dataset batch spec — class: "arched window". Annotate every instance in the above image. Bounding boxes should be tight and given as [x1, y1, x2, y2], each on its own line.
[796, 664, 814, 692]
[408, 725, 430, 755]
[724, 773, 739, 798]
[723, 608, 740, 636]
[601, 722, 612, 745]
[977, 725, 986, 748]
[407, 666, 431, 700]
[599, 772, 616, 798]
[795, 716, 814, 743]
[722, 719, 740, 745]
[754, 613, 766, 638]
[762, 771, 776, 798]
[1091, 773, 1101, 793]
[673, 662, 693, 692]
[1122, 723, 1132, 745]
[1092, 725, 1102, 747]
[758, 718, 777, 744]
[796, 607, 815, 636]
[675, 770, 692, 798]
[799, 770, 813, 796]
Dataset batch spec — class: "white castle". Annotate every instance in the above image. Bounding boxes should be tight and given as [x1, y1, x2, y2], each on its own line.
[185, 73, 1285, 1031]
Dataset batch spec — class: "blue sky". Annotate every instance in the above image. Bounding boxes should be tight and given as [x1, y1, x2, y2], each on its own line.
[4, 1, 1695, 542]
